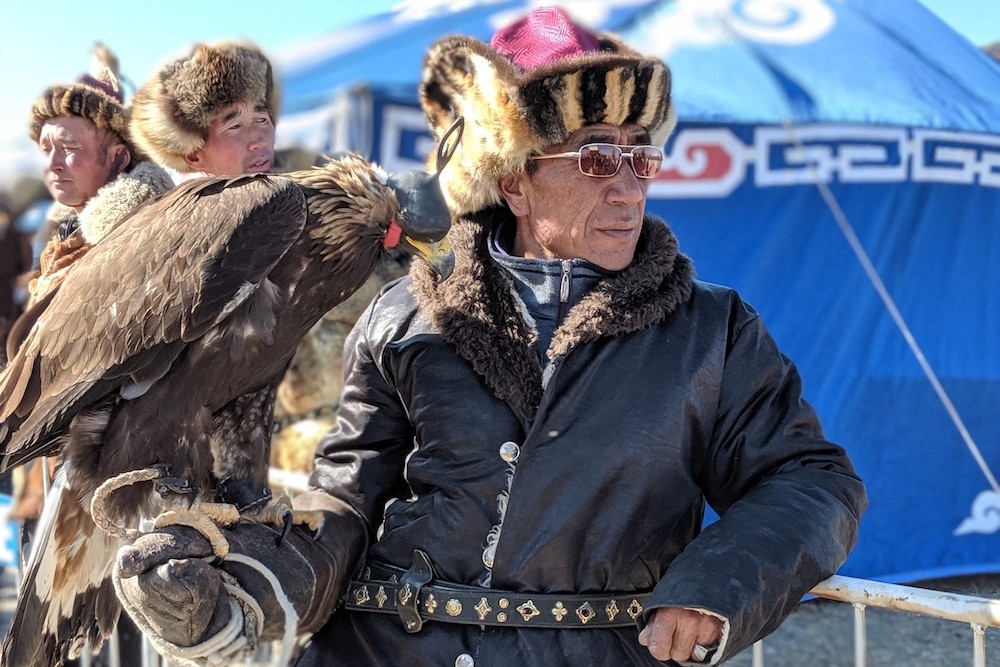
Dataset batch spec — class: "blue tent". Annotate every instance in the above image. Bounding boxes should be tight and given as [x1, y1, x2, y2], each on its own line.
[274, 0, 1000, 583]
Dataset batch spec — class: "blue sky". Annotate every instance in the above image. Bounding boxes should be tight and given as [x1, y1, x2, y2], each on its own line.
[1, 0, 996, 146]
[2, 0, 401, 138]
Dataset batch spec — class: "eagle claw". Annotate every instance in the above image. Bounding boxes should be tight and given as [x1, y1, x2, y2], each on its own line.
[277, 511, 293, 546]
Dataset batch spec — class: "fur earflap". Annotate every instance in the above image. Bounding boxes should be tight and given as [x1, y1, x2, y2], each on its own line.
[130, 41, 279, 173]
[419, 26, 676, 217]
[29, 43, 129, 146]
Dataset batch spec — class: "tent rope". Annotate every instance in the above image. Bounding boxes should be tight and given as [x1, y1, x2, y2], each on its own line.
[782, 120, 1000, 495]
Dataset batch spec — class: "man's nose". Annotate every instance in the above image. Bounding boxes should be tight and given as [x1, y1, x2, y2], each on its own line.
[607, 163, 646, 204]
[249, 125, 271, 150]
[46, 149, 65, 172]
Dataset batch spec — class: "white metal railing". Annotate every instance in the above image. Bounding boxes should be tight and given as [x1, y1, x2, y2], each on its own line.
[784, 575, 1000, 667]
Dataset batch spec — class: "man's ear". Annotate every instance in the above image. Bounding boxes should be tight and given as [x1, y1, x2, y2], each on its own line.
[115, 143, 132, 172]
[107, 142, 132, 177]
[184, 150, 203, 171]
[499, 172, 530, 217]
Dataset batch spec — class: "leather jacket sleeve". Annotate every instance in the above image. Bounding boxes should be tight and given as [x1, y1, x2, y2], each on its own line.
[646, 305, 867, 660]
[310, 297, 416, 540]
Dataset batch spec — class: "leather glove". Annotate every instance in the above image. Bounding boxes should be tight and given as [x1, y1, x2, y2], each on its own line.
[116, 496, 366, 649]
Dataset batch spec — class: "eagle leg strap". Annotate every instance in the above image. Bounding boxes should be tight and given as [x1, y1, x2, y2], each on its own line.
[91, 466, 173, 540]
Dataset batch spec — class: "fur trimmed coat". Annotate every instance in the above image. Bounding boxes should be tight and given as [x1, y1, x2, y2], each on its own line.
[299, 211, 867, 666]
[26, 161, 173, 307]
[11, 159, 172, 524]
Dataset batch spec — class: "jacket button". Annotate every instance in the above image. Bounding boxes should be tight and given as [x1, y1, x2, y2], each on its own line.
[499, 441, 520, 463]
[455, 653, 475, 667]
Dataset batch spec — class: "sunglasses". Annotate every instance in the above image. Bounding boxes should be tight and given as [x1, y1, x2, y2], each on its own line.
[529, 143, 664, 179]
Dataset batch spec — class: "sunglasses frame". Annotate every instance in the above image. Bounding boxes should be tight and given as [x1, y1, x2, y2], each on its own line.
[529, 143, 664, 179]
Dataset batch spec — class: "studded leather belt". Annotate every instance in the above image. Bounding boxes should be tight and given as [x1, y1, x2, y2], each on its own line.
[344, 550, 651, 633]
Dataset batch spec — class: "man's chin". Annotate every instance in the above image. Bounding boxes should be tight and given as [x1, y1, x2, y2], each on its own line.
[48, 188, 83, 209]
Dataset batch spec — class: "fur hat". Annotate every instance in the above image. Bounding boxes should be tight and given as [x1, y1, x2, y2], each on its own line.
[129, 41, 279, 173]
[419, 6, 676, 217]
[29, 43, 130, 147]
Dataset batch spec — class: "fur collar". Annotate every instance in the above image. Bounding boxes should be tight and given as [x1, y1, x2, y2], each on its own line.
[77, 161, 174, 243]
[411, 208, 694, 422]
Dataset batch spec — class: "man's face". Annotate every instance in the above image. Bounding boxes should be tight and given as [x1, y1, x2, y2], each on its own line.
[502, 123, 654, 271]
[37, 117, 120, 212]
[185, 100, 275, 176]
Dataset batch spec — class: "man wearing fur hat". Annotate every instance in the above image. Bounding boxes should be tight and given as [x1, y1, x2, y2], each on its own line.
[130, 41, 278, 177]
[116, 7, 865, 666]
[21, 45, 174, 309]
[131, 40, 407, 476]
[12, 43, 173, 667]
[13, 45, 173, 522]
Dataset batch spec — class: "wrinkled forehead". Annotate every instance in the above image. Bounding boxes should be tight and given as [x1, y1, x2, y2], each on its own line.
[38, 115, 100, 143]
[555, 123, 653, 150]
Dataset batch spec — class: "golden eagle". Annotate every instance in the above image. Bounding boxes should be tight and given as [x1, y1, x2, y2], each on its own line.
[0, 126, 459, 665]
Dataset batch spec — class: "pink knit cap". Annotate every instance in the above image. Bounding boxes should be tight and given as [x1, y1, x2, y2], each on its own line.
[490, 6, 601, 70]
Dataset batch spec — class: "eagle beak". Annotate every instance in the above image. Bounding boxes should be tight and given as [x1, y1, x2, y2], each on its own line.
[401, 235, 455, 281]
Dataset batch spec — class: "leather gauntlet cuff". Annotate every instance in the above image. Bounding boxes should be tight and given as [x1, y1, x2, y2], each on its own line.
[117, 506, 367, 647]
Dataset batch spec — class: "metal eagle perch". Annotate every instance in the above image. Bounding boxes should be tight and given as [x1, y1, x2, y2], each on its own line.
[0, 119, 462, 666]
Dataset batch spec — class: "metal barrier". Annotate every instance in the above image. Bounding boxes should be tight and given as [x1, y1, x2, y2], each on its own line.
[773, 576, 1000, 667]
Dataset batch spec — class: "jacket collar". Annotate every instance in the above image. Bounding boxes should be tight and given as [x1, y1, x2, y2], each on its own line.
[411, 207, 694, 422]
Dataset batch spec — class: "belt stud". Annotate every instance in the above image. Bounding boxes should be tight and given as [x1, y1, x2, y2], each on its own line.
[576, 602, 596, 624]
[475, 597, 492, 620]
[517, 600, 541, 622]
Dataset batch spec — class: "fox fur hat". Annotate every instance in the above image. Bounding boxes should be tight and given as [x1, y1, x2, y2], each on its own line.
[419, 6, 676, 217]
[130, 41, 278, 173]
[29, 43, 132, 150]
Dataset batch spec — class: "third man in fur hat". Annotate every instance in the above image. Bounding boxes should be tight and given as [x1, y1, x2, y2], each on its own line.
[10, 42, 173, 667]
[116, 7, 866, 665]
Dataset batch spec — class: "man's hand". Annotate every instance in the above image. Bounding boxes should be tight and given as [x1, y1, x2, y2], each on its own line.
[116, 507, 364, 649]
[638, 607, 724, 663]
[117, 525, 232, 646]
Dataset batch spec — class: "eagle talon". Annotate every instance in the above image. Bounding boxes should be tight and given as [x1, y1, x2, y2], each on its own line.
[276, 511, 293, 546]
[311, 523, 324, 542]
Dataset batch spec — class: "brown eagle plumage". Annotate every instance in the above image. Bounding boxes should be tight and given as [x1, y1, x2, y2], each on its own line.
[0, 147, 456, 665]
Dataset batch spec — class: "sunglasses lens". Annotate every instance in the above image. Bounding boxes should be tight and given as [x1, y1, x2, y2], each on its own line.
[578, 144, 622, 177]
[631, 146, 663, 179]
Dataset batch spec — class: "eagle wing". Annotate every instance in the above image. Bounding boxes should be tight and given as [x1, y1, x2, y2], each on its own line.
[0, 174, 308, 469]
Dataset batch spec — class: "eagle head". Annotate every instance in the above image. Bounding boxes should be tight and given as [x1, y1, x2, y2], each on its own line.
[385, 169, 454, 281]
[383, 116, 465, 282]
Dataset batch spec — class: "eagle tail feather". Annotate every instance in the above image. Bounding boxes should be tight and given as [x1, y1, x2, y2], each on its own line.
[2, 472, 124, 667]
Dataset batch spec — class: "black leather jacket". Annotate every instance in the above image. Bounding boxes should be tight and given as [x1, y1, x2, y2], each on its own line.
[299, 211, 867, 666]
